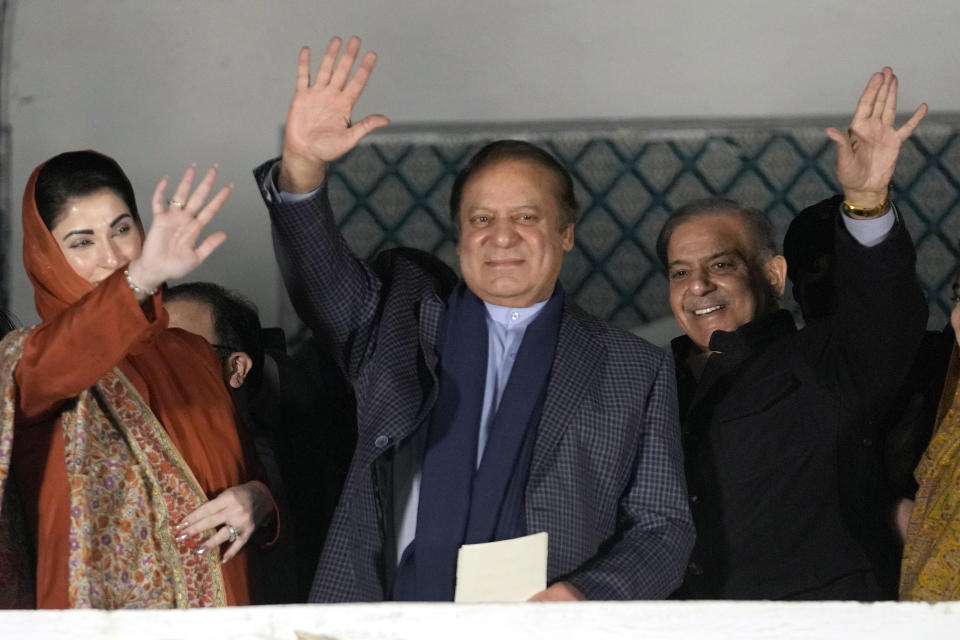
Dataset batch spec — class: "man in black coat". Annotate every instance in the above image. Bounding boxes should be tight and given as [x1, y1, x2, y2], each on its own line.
[783, 193, 955, 598]
[659, 67, 928, 599]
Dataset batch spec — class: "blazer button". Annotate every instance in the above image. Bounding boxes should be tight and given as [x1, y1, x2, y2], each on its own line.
[374, 434, 390, 448]
[687, 562, 703, 576]
[689, 494, 700, 504]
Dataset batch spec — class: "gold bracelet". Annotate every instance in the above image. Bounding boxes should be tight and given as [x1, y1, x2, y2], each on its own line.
[842, 188, 891, 219]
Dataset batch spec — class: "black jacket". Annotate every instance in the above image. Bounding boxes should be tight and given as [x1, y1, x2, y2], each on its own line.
[673, 199, 927, 599]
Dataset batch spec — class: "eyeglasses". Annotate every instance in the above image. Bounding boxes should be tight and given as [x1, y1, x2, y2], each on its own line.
[210, 343, 241, 359]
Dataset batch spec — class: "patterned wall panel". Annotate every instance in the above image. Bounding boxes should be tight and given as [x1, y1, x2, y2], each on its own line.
[285, 118, 960, 343]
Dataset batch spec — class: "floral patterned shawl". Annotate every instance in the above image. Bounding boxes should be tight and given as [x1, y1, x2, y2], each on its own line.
[901, 344, 960, 600]
[0, 329, 226, 608]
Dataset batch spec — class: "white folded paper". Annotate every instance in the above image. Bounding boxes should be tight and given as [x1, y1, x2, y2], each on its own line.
[453, 531, 548, 603]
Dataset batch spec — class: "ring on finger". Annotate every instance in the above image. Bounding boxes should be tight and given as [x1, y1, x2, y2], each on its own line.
[227, 525, 238, 543]
[167, 198, 186, 208]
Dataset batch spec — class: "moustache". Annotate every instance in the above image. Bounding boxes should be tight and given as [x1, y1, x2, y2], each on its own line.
[683, 297, 728, 313]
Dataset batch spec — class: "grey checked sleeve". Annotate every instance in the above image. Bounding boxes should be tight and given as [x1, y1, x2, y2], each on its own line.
[565, 350, 695, 599]
[254, 158, 382, 378]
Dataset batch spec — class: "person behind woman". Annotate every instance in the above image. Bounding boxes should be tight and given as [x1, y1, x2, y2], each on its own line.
[0, 151, 276, 608]
[0, 310, 14, 338]
[900, 262, 960, 600]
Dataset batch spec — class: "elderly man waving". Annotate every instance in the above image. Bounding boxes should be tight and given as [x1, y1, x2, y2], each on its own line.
[254, 37, 694, 603]
[659, 68, 927, 600]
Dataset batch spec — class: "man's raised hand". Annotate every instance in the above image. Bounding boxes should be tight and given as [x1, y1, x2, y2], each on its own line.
[826, 67, 927, 209]
[279, 36, 390, 193]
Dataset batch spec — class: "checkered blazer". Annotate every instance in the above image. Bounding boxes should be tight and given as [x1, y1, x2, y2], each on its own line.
[254, 160, 694, 602]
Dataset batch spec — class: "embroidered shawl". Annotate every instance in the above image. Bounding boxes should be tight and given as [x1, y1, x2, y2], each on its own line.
[0, 329, 226, 607]
[901, 344, 960, 600]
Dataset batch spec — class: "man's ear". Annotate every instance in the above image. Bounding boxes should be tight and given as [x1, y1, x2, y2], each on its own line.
[226, 352, 253, 389]
[764, 255, 788, 297]
[561, 223, 575, 252]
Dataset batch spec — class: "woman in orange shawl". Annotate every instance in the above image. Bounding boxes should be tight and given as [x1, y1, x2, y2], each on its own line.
[0, 151, 275, 608]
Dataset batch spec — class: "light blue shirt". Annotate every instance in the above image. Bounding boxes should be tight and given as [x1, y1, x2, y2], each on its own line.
[476, 300, 550, 465]
[842, 205, 895, 246]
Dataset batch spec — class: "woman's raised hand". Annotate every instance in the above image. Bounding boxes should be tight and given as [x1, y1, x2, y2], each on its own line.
[125, 164, 230, 298]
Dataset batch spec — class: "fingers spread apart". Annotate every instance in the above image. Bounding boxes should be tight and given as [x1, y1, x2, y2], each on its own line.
[897, 102, 928, 140]
[301, 35, 379, 99]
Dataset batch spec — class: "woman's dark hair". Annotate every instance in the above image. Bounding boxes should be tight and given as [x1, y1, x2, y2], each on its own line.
[35, 151, 141, 232]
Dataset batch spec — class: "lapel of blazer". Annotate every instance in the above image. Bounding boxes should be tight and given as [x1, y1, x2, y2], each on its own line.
[412, 289, 445, 430]
[528, 304, 603, 480]
[361, 288, 445, 466]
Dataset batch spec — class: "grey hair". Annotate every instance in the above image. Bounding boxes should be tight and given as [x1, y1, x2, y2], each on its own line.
[655, 197, 778, 268]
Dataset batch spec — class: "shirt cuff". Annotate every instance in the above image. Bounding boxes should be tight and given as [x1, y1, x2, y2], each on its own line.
[840, 203, 896, 248]
[261, 160, 323, 204]
[248, 479, 281, 547]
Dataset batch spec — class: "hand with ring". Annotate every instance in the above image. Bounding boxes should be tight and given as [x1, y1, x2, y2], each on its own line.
[124, 163, 232, 302]
[173, 481, 275, 564]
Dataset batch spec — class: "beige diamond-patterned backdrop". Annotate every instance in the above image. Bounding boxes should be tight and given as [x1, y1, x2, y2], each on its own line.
[283, 118, 960, 342]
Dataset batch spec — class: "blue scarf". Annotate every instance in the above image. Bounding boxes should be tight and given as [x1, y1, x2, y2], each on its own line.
[394, 284, 563, 601]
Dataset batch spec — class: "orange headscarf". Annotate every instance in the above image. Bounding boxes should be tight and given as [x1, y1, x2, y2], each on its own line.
[22, 154, 112, 321]
[19, 152, 258, 605]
